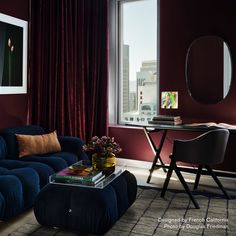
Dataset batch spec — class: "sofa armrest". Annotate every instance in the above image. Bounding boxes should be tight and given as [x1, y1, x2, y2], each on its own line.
[58, 136, 88, 161]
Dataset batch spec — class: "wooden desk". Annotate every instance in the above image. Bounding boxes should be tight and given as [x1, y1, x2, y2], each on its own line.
[127, 123, 236, 182]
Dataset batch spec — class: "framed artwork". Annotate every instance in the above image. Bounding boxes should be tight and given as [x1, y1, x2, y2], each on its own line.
[161, 91, 178, 109]
[0, 13, 28, 94]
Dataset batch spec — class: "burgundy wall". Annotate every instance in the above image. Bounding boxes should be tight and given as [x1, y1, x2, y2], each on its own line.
[160, 0, 236, 172]
[160, 0, 236, 123]
[0, 0, 29, 130]
[109, 0, 236, 172]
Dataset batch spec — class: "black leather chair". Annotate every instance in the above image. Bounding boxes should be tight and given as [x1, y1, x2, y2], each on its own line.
[160, 129, 230, 209]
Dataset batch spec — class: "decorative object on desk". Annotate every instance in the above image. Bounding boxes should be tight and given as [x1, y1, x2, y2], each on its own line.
[83, 136, 122, 175]
[149, 115, 182, 125]
[161, 91, 178, 109]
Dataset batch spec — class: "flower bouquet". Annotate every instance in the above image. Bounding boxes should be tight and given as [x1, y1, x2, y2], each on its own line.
[83, 136, 122, 174]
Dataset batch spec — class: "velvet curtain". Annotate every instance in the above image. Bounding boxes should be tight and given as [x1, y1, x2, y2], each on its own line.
[28, 0, 108, 141]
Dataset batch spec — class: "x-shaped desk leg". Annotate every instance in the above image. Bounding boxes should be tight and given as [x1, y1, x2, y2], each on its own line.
[144, 128, 168, 183]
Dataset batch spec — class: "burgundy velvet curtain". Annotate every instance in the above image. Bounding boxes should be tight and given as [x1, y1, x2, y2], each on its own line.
[28, 0, 108, 141]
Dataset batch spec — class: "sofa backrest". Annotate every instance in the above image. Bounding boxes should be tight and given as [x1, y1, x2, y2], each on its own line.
[1, 125, 45, 160]
[0, 137, 7, 161]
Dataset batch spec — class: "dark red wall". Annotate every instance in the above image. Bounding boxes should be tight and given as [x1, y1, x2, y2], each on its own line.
[160, 0, 236, 122]
[160, 0, 236, 172]
[0, 0, 29, 130]
[109, 0, 236, 172]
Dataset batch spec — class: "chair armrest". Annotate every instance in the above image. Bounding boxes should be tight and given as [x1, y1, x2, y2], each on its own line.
[58, 136, 88, 161]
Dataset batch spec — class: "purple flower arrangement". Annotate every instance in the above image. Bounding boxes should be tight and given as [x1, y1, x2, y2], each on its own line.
[83, 136, 122, 157]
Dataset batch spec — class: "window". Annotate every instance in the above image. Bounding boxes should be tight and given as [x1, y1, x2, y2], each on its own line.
[109, 0, 159, 125]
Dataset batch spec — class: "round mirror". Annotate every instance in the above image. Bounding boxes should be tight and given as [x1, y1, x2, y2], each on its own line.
[186, 36, 232, 104]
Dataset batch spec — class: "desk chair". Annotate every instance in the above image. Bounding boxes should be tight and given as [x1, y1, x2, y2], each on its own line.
[160, 129, 230, 209]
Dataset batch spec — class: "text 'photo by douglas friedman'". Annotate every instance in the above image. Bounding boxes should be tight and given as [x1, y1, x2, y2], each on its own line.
[0, 13, 27, 94]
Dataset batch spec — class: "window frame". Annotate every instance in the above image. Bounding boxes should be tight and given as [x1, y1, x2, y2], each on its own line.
[109, 0, 160, 125]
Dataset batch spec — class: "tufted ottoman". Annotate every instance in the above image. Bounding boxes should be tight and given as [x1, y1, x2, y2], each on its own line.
[34, 170, 137, 235]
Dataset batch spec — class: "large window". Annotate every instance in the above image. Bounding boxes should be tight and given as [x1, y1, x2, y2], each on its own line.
[109, 0, 159, 124]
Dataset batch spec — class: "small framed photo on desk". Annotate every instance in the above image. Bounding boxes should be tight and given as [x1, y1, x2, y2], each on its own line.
[161, 91, 178, 109]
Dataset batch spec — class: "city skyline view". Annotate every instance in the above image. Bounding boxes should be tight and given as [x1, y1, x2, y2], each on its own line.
[123, 0, 157, 82]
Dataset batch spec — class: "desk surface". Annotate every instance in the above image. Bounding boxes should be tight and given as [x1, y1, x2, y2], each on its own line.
[126, 122, 236, 133]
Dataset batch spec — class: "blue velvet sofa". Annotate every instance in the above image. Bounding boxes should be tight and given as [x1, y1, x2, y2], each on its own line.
[0, 125, 88, 220]
[1, 125, 88, 173]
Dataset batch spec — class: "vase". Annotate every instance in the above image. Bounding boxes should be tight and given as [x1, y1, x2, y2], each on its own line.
[92, 153, 116, 175]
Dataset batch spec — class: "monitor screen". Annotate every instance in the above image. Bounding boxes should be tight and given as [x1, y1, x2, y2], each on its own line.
[161, 91, 178, 109]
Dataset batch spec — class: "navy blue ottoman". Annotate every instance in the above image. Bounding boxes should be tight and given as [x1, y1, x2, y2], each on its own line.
[34, 170, 137, 234]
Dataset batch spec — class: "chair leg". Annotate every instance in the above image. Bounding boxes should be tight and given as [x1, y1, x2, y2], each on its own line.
[174, 165, 200, 209]
[160, 159, 174, 198]
[206, 165, 231, 199]
[194, 165, 203, 190]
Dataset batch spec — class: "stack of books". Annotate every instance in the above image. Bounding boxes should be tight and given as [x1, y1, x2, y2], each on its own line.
[53, 162, 105, 186]
[148, 115, 182, 125]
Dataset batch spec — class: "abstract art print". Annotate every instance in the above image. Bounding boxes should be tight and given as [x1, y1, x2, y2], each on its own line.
[0, 13, 27, 94]
[161, 91, 178, 109]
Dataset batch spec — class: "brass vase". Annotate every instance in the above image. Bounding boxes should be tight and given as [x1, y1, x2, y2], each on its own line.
[92, 153, 116, 175]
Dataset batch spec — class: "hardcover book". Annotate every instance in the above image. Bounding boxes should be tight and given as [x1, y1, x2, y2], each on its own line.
[152, 115, 181, 121]
[54, 174, 105, 186]
[148, 119, 182, 125]
[55, 166, 103, 182]
[149, 115, 182, 125]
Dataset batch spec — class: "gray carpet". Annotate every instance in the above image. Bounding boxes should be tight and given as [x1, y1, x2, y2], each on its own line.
[8, 187, 236, 236]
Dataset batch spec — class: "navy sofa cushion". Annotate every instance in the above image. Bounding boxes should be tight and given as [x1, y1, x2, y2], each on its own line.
[49, 152, 78, 166]
[0, 160, 54, 189]
[0, 192, 5, 219]
[19, 156, 68, 172]
[34, 170, 137, 234]
[0, 175, 24, 220]
[0, 167, 40, 209]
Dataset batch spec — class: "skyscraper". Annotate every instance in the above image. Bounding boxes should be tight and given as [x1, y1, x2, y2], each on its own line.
[122, 45, 129, 113]
[137, 60, 157, 115]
